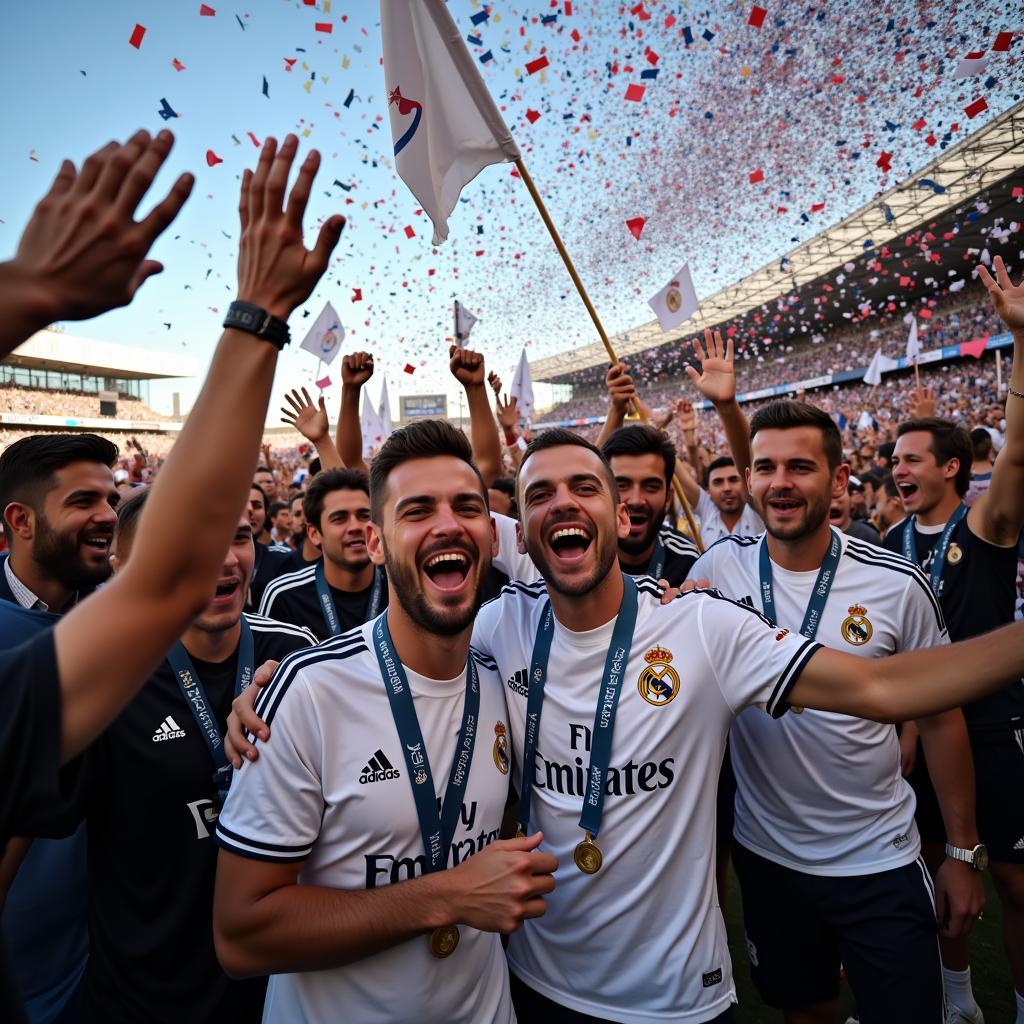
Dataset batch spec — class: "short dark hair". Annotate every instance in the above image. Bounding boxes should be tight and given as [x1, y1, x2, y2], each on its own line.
[881, 474, 900, 500]
[970, 427, 993, 461]
[0, 433, 119, 541]
[304, 468, 370, 530]
[896, 417, 972, 497]
[113, 486, 150, 550]
[704, 455, 737, 488]
[289, 490, 306, 510]
[519, 428, 617, 499]
[269, 500, 290, 518]
[369, 420, 486, 523]
[254, 465, 274, 476]
[601, 425, 676, 488]
[490, 477, 515, 499]
[749, 401, 843, 471]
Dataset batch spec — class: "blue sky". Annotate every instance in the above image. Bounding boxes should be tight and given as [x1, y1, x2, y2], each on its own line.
[0, 1, 1016, 419]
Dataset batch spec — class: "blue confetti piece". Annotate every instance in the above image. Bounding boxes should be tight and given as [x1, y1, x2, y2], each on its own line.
[884, 120, 899, 132]
[885, 17, 894, 30]
[467, 33, 482, 45]
[883, 204, 894, 222]
[470, 10, 489, 25]
[541, 14, 558, 25]
[262, 76, 269, 98]
[984, 75, 997, 89]
[344, 88, 354, 107]
[640, 68, 659, 79]
[626, 136, 632, 147]
[702, 29, 715, 41]
[157, 97, 179, 120]
[917, 178, 946, 194]
[705, 111, 714, 121]
[683, 26, 693, 44]
[479, 49, 493, 63]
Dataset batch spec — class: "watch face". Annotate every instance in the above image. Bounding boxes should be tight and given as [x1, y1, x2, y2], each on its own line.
[974, 845, 989, 871]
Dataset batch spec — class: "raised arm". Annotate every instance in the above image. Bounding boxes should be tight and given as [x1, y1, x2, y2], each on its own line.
[686, 328, 753, 498]
[450, 346, 502, 486]
[970, 256, 1024, 546]
[214, 834, 557, 977]
[595, 363, 636, 448]
[789, 618, 1024, 725]
[336, 352, 373, 475]
[53, 135, 344, 761]
[280, 387, 342, 471]
[0, 130, 194, 356]
[671, 400, 702, 507]
[495, 392, 524, 471]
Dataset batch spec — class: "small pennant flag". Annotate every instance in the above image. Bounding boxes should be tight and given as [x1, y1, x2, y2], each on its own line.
[299, 301, 344, 365]
[454, 300, 478, 343]
[648, 263, 699, 331]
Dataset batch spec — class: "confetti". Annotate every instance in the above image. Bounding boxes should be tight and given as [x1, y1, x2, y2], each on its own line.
[352, 288, 362, 302]
[315, 22, 333, 34]
[129, 24, 146, 49]
[199, 3, 215, 14]
[748, 6, 767, 28]
[205, 150, 223, 166]
[992, 32, 1013, 52]
[403, 364, 416, 374]
[624, 84, 646, 102]
[157, 98, 179, 120]
[964, 97, 988, 119]
[525, 108, 541, 124]
[625, 217, 646, 240]
[316, 375, 332, 389]
[748, 168, 765, 184]
[525, 56, 549, 75]
[172, 58, 186, 72]
[404, 225, 415, 238]
[247, 131, 261, 147]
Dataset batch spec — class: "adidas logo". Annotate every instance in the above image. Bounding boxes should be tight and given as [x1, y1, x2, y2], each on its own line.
[153, 715, 186, 742]
[359, 749, 400, 785]
[1014, 836, 1024, 852]
[506, 668, 529, 697]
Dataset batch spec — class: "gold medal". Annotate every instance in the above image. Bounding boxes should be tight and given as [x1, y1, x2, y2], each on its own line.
[427, 925, 460, 958]
[573, 833, 603, 874]
[947, 543, 963, 565]
[515, 825, 526, 839]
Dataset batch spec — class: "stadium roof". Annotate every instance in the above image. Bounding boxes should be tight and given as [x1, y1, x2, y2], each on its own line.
[532, 100, 1024, 383]
[4, 329, 200, 381]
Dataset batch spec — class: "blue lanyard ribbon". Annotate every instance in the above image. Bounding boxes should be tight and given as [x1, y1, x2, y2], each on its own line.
[315, 560, 385, 636]
[646, 536, 665, 580]
[758, 528, 842, 640]
[168, 616, 254, 804]
[516, 575, 639, 839]
[901, 503, 967, 596]
[372, 613, 480, 874]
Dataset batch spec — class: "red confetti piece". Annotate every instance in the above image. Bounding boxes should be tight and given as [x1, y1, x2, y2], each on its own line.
[964, 96, 988, 118]
[625, 216, 646, 240]
[810, 202, 825, 212]
[646, 49, 659, 66]
[129, 23, 146, 49]
[925, 133, 937, 146]
[1013, 186, 1024, 198]
[748, 168, 764, 184]
[303, 0, 316, 5]
[404, 225, 415, 238]
[199, 3, 215, 14]
[664, 14, 676, 28]
[624, 83, 646, 102]
[912, 118, 926, 130]
[172, 58, 186, 71]
[525, 108, 541, 124]
[352, 287, 362, 302]
[993, 31, 1013, 52]
[315, 375, 331, 389]
[403, 364, 416, 374]
[564, 1, 572, 14]
[205, 150, 223, 166]
[525, 56, 549, 75]
[315, 22, 332, 33]
[247, 131, 261, 147]
[748, 6, 767, 28]
[876, 151, 892, 171]
[571, 28, 580, 42]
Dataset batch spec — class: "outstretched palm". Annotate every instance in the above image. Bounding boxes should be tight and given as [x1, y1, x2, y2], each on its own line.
[979, 255, 1024, 333]
[685, 328, 736, 405]
[281, 387, 329, 443]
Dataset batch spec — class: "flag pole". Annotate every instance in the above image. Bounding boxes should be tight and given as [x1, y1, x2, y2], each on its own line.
[514, 157, 704, 552]
[997, 349, 1003, 393]
[914, 362, 921, 389]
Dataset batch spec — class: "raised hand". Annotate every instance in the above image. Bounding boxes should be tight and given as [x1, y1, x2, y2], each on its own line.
[449, 346, 486, 388]
[341, 351, 374, 388]
[978, 255, 1024, 334]
[10, 129, 194, 323]
[495, 393, 520, 433]
[487, 370, 503, 397]
[675, 399, 699, 439]
[281, 387, 330, 443]
[908, 384, 937, 419]
[605, 363, 636, 415]
[685, 328, 736, 406]
[236, 134, 345, 320]
[224, 659, 278, 768]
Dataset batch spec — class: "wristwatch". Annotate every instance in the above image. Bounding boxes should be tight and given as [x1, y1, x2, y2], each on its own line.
[223, 301, 291, 349]
[944, 842, 989, 871]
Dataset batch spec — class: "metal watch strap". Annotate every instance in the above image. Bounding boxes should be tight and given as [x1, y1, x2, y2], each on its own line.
[223, 301, 291, 349]
[945, 842, 984, 869]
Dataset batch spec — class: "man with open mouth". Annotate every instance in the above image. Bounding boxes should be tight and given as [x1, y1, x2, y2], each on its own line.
[258, 468, 388, 642]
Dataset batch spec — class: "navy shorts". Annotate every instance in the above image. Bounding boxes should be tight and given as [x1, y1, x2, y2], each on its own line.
[971, 728, 1024, 863]
[731, 843, 942, 1022]
[716, 739, 736, 846]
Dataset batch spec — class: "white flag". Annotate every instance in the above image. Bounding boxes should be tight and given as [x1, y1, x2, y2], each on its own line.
[857, 409, 875, 431]
[509, 347, 535, 422]
[863, 347, 898, 386]
[648, 264, 699, 332]
[378, 379, 394, 440]
[299, 301, 344, 366]
[454, 300, 478, 343]
[381, 0, 521, 245]
[905, 315, 921, 365]
[361, 390, 384, 459]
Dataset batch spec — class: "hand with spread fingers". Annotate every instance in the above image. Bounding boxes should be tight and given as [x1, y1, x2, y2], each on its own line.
[281, 387, 330, 444]
[236, 134, 346, 321]
[978, 254, 1024, 335]
[495, 393, 520, 434]
[685, 328, 736, 406]
[3, 129, 194, 340]
[908, 384, 937, 419]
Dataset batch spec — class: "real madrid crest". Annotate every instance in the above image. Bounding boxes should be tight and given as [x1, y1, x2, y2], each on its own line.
[637, 645, 680, 706]
[665, 287, 682, 314]
[493, 722, 510, 775]
[840, 604, 872, 647]
[947, 542, 963, 565]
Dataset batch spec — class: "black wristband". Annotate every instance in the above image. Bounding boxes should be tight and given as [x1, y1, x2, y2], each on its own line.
[223, 301, 291, 349]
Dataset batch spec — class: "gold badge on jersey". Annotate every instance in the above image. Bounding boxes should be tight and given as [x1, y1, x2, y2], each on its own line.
[493, 722, 510, 775]
[840, 604, 873, 647]
[637, 645, 680, 707]
[947, 543, 963, 565]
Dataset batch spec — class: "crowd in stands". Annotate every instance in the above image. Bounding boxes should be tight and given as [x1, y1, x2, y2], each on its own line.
[0, 383, 166, 421]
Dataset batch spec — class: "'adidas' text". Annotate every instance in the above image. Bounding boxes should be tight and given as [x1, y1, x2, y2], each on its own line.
[153, 716, 186, 742]
[360, 748, 400, 785]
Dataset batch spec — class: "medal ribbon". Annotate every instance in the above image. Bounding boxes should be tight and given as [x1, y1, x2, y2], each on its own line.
[315, 560, 385, 636]
[758, 528, 842, 640]
[516, 574, 639, 840]
[168, 616, 254, 802]
[901, 503, 967, 596]
[372, 613, 480, 874]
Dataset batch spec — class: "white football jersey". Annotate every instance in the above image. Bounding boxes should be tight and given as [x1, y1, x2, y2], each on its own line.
[473, 579, 821, 1023]
[696, 488, 764, 546]
[216, 620, 514, 1024]
[491, 511, 542, 583]
[689, 532, 948, 875]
